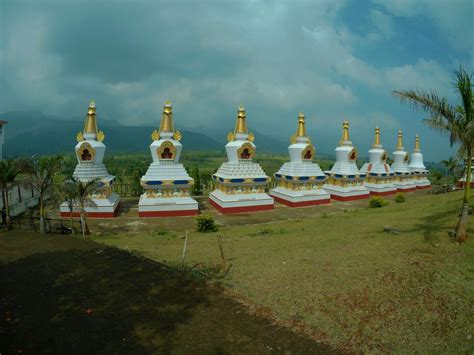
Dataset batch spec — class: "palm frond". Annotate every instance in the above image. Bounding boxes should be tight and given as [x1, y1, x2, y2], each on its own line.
[393, 89, 457, 125]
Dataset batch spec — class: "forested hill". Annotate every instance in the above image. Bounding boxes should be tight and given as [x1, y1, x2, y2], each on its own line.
[1, 111, 288, 157]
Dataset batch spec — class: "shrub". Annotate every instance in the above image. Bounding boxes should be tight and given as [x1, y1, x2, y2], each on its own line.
[395, 193, 406, 203]
[369, 196, 389, 208]
[196, 214, 218, 233]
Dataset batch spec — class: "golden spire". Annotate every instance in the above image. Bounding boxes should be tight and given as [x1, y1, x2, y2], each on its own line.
[341, 120, 350, 143]
[414, 134, 420, 151]
[373, 126, 381, 147]
[83, 101, 98, 134]
[296, 112, 307, 137]
[397, 129, 403, 150]
[159, 101, 174, 133]
[234, 105, 248, 134]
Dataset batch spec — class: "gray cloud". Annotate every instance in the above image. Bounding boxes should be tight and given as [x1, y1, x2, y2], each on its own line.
[0, 0, 471, 160]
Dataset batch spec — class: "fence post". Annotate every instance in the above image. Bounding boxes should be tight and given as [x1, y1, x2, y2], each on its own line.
[181, 231, 189, 270]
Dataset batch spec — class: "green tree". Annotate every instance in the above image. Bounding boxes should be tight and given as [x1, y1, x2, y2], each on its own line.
[24, 155, 64, 234]
[191, 166, 202, 195]
[74, 178, 99, 237]
[394, 67, 473, 243]
[54, 176, 80, 236]
[0, 159, 22, 229]
[441, 157, 458, 186]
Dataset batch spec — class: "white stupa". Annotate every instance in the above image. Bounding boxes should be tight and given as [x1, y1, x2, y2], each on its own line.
[408, 134, 431, 190]
[138, 101, 198, 217]
[209, 106, 273, 214]
[270, 113, 330, 207]
[457, 158, 474, 188]
[323, 121, 369, 201]
[391, 129, 417, 192]
[60, 101, 120, 218]
[360, 127, 397, 196]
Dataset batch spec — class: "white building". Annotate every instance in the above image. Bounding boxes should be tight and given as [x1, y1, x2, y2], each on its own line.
[209, 106, 273, 214]
[270, 113, 330, 207]
[138, 101, 198, 217]
[360, 127, 397, 196]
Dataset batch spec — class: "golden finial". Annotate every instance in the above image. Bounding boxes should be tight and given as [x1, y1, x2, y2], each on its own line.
[83, 100, 98, 134]
[159, 101, 174, 133]
[76, 131, 84, 142]
[173, 130, 182, 141]
[234, 105, 248, 134]
[340, 120, 350, 144]
[97, 130, 105, 142]
[151, 129, 160, 141]
[414, 134, 420, 151]
[296, 112, 307, 138]
[397, 129, 403, 150]
[373, 126, 381, 147]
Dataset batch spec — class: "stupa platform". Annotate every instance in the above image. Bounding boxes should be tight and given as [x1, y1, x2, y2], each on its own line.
[365, 183, 398, 196]
[323, 182, 370, 201]
[60, 193, 120, 218]
[209, 189, 274, 214]
[270, 187, 330, 207]
[138, 196, 198, 217]
[393, 177, 417, 192]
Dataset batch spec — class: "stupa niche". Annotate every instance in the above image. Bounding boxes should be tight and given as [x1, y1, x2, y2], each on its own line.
[138, 101, 198, 217]
[323, 121, 370, 201]
[408, 135, 431, 189]
[270, 113, 330, 207]
[360, 127, 397, 196]
[60, 101, 120, 217]
[209, 106, 274, 214]
[390, 130, 417, 192]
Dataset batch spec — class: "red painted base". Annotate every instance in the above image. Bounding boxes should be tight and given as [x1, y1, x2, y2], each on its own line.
[416, 185, 432, 190]
[209, 198, 274, 214]
[397, 187, 417, 193]
[370, 190, 397, 197]
[272, 195, 331, 207]
[456, 181, 474, 188]
[330, 193, 370, 202]
[139, 209, 198, 218]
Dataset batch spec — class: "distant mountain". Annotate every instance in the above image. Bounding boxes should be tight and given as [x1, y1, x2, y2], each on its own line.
[1, 110, 293, 157]
[1, 111, 223, 157]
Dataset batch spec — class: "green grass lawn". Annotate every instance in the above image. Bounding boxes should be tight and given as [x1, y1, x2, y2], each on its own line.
[90, 191, 474, 353]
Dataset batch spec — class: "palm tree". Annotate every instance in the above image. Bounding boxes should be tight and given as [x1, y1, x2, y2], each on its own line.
[0, 159, 22, 229]
[394, 67, 473, 243]
[24, 155, 64, 234]
[441, 157, 458, 187]
[75, 178, 99, 237]
[54, 176, 79, 236]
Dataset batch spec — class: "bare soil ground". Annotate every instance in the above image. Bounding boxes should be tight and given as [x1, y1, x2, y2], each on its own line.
[0, 230, 337, 354]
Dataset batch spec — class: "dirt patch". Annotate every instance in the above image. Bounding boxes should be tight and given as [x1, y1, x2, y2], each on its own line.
[0, 231, 338, 354]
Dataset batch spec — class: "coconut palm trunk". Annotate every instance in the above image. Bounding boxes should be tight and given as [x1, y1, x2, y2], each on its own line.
[456, 152, 472, 242]
[4, 185, 12, 230]
[39, 195, 46, 234]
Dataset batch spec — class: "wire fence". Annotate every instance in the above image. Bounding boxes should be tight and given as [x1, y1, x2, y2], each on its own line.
[9, 215, 82, 235]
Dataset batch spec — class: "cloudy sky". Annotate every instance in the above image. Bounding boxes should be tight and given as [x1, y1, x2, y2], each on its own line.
[1, 0, 472, 160]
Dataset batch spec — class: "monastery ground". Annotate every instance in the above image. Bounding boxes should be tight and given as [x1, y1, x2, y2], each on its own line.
[1, 190, 473, 353]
